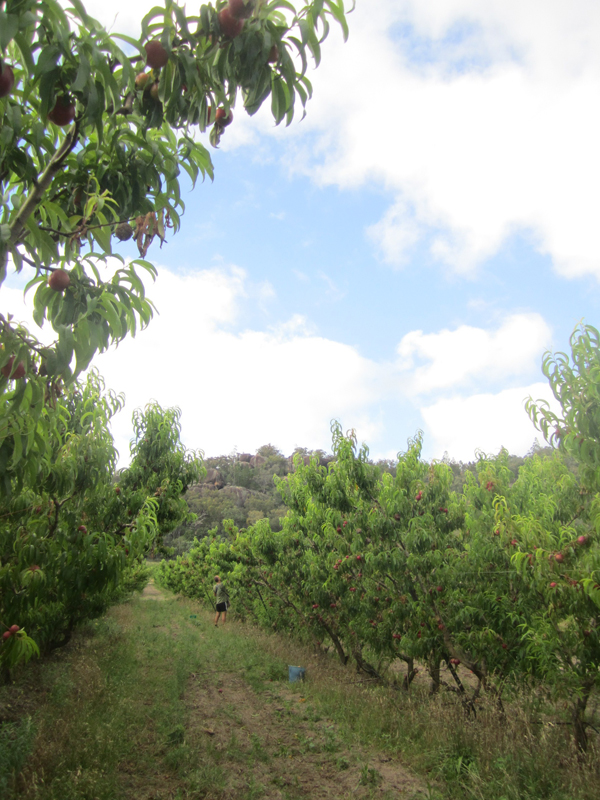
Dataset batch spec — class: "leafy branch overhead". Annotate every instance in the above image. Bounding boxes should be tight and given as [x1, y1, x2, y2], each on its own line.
[0, 0, 350, 495]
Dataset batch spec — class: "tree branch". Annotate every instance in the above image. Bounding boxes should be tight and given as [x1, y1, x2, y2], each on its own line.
[9, 121, 81, 248]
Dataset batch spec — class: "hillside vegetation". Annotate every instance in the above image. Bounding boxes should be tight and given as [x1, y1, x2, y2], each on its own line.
[164, 442, 553, 554]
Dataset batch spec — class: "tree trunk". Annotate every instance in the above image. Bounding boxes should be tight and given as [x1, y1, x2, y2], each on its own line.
[400, 656, 417, 690]
[321, 622, 348, 666]
[428, 655, 441, 694]
[352, 644, 380, 678]
[572, 682, 593, 755]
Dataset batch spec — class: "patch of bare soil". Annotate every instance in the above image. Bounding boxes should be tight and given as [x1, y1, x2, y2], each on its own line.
[140, 580, 167, 600]
[184, 668, 426, 799]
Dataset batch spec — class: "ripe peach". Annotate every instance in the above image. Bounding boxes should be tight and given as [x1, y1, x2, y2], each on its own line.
[145, 40, 169, 69]
[48, 97, 76, 127]
[218, 7, 244, 38]
[49, 269, 70, 291]
[0, 64, 15, 98]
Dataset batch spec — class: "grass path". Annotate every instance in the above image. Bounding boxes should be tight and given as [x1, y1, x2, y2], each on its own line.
[2, 584, 427, 800]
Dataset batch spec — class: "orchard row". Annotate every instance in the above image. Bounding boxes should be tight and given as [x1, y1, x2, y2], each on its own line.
[158, 414, 600, 754]
[0, 371, 202, 679]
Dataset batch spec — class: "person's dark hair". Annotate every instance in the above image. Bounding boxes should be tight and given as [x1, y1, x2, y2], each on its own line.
[214, 575, 220, 582]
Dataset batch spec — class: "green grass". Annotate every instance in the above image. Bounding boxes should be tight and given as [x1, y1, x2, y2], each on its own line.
[2, 588, 599, 800]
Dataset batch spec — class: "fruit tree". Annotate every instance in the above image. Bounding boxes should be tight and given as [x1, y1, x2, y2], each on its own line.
[0, 0, 350, 497]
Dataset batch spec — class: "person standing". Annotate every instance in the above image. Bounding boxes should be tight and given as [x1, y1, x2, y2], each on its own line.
[213, 575, 229, 627]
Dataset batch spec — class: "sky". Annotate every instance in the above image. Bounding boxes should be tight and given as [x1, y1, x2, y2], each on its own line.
[5, 0, 600, 466]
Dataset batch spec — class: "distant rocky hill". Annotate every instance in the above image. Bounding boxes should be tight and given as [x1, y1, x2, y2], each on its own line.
[163, 445, 334, 553]
[163, 441, 553, 555]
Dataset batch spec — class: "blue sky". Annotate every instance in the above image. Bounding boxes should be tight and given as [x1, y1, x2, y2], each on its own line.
[5, 0, 600, 465]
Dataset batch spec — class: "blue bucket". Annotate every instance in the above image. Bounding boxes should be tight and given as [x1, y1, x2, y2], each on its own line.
[288, 665, 306, 682]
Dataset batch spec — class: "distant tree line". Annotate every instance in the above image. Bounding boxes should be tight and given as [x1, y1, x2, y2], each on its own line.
[163, 439, 561, 556]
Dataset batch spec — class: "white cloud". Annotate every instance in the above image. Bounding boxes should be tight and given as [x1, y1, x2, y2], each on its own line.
[2, 262, 557, 465]
[81, 0, 600, 279]
[232, 0, 600, 280]
[397, 312, 552, 394]
[90, 265, 384, 463]
[422, 381, 559, 462]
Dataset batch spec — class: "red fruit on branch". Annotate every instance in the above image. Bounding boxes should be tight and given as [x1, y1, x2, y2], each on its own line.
[218, 7, 245, 38]
[485, 481, 494, 491]
[0, 64, 15, 98]
[145, 40, 169, 69]
[349, 587, 356, 592]
[78, 525, 87, 534]
[2, 631, 11, 641]
[115, 222, 134, 241]
[510, 539, 518, 546]
[449, 658, 461, 665]
[1, 356, 25, 380]
[550, 582, 557, 588]
[415, 490, 422, 501]
[436, 586, 443, 592]
[215, 107, 233, 126]
[135, 72, 150, 91]
[356, 555, 362, 560]
[437, 623, 444, 630]
[48, 97, 76, 127]
[577, 535, 587, 545]
[229, 0, 254, 19]
[394, 513, 401, 521]
[554, 553, 564, 563]
[312, 604, 319, 609]
[9, 625, 19, 633]
[49, 269, 70, 291]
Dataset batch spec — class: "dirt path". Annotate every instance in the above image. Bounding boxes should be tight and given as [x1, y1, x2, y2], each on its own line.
[6, 584, 429, 800]
[137, 584, 426, 799]
[140, 578, 167, 600]
[184, 664, 425, 799]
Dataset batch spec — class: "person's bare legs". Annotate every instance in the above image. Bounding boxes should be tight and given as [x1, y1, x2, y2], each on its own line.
[222, 610, 227, 625]
[214, 610, 220, 626]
